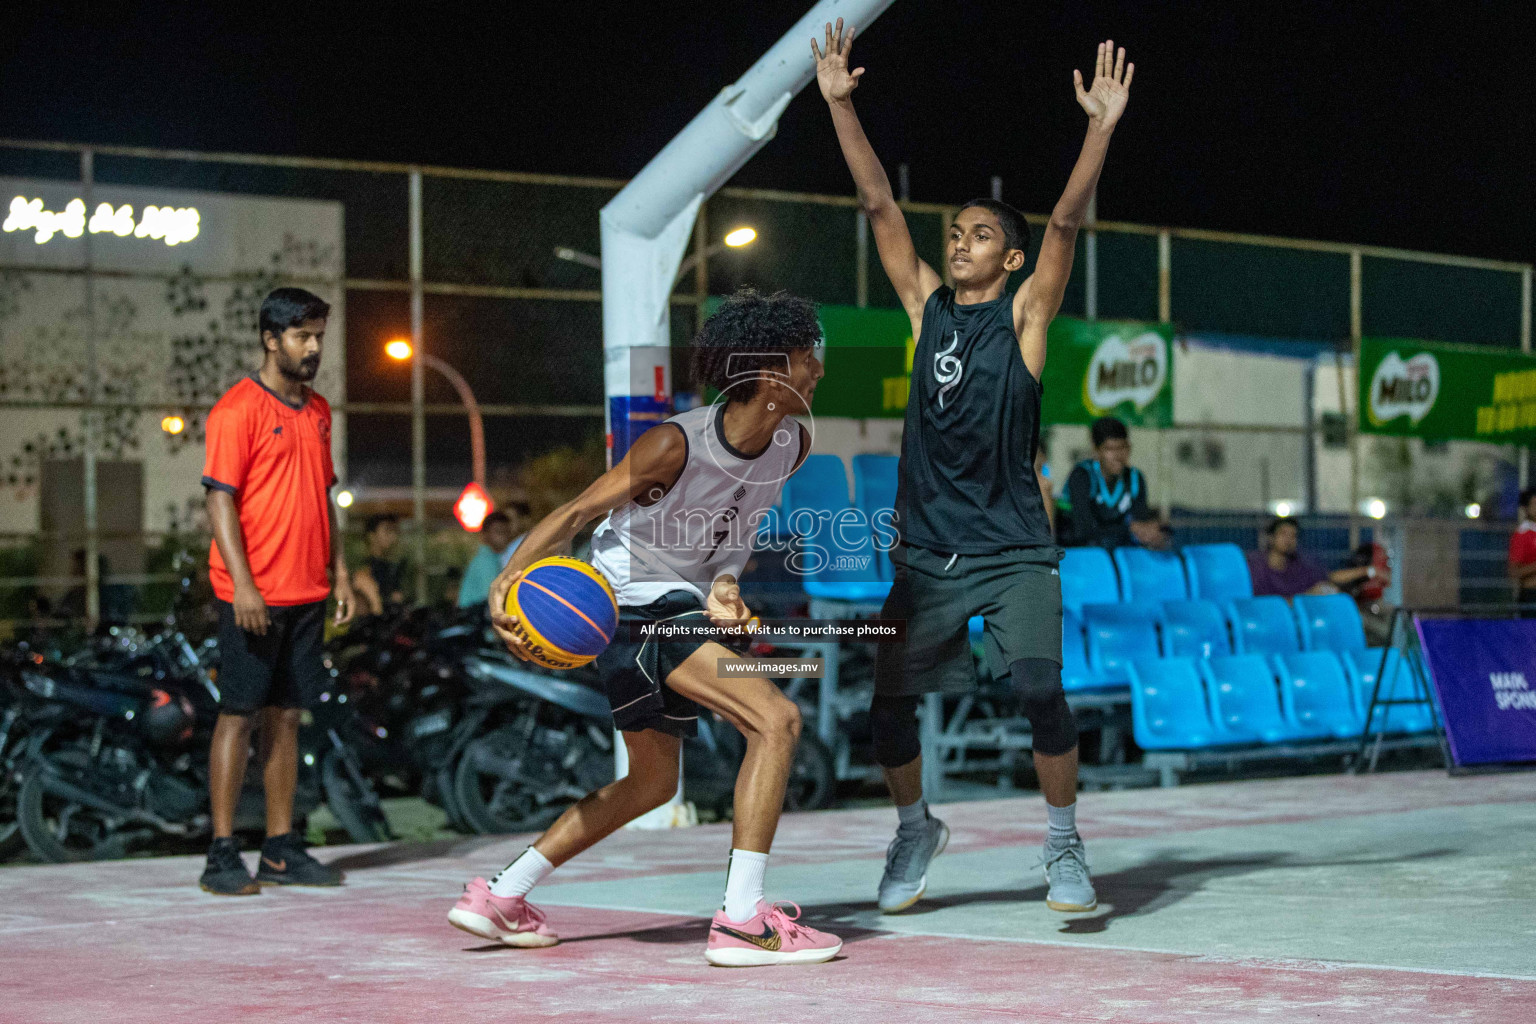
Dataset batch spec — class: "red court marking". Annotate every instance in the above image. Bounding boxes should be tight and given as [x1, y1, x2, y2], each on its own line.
[3, 770, 1531, 1023]
[3, 891, 1530, 1024]
[521, 576, 612, 643]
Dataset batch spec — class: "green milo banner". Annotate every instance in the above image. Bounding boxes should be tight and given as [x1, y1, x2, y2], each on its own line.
[1358, 337, 1536, 443]
[1038, 318, 1175, 427]
[760, 303, 1175, 424]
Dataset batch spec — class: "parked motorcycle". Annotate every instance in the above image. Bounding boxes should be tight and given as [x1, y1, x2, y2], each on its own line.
[11, 625, 389, 862]
[446, 644, 837, 835]
[327, 608, 479, 825]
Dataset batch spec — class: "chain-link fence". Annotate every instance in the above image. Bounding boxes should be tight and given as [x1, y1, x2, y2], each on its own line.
[0, 138, 1530, 631]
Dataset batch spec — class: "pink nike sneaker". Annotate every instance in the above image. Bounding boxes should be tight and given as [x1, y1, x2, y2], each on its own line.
[705, 900, 842, 967]
[447, 877, 559, 948]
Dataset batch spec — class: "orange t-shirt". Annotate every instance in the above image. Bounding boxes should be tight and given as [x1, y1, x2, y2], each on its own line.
[202, 376, 337, 606]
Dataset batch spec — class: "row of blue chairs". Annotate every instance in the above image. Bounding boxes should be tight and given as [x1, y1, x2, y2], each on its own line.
[1060, 544, 1252, 613]
[1071, 592, 1369, 689]
[1128, 648, 1435, 751]
[780, 455, 1260, 610]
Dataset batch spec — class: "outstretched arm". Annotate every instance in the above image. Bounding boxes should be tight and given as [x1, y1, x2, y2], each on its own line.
[487, 424, 687, 658]
[1014, 40, 1135, 378]
[814, 19, 941, 329]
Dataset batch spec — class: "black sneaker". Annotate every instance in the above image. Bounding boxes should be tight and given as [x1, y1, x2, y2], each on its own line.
[255, 831, 345, 887]
[200, 837, 260, 896]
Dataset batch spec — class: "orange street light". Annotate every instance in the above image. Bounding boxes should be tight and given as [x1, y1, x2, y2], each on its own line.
[161, 414, 186, 435]
[383, 338, 485, 487]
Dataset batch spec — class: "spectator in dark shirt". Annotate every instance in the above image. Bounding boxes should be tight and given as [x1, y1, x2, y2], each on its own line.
[1249, 516, 1376, 599]
[352, 513, 407, 616]
[1056, 417, 1169, 549]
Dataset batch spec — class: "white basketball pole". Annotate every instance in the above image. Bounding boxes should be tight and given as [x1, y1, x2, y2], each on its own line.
[604, 0, 897, 827]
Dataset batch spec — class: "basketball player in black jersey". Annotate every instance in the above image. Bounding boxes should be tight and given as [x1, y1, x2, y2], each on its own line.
[814, 20, 1133, 914]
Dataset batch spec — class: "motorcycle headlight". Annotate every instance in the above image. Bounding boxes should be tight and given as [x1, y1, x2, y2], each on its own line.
[19, 668, 56, 699]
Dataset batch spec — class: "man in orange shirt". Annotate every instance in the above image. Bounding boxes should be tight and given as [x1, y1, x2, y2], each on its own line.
[198, 287, 354, 895]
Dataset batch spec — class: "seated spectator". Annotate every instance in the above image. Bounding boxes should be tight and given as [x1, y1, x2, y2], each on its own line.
[1249, 516, 1375, 599]
[1507, 488, 1536, 614]
[457, 505, 527, 610]
[1056, 416, 1170, 549]
[353, 513, 407, 617]
[1338, 541, 1393, 644]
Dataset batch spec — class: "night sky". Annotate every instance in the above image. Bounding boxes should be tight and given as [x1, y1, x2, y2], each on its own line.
[3, 1, 1532, 262]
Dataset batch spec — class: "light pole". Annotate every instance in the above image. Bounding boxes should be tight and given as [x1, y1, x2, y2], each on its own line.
[386, 339, 486, 487]
[553, 225, 757, 286]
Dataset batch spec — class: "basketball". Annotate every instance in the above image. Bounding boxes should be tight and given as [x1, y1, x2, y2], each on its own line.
[503, 556, 619, 670]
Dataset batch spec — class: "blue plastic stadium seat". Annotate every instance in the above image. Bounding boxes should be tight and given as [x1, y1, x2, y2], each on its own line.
[1274, 652, 1362, 739]
[1081, 602, 1163, 628]
[1201, 654, 1295, 743]
[1114, 547, 1190, 603]
[1059, 547, 1119, 616]
[1128, 657, 1219, 750]
[1062, 609, 1108, 693]
[784, 453, 851, 518]
[852, 454, 899, 584]
[1181, 543, 1253, 602]
[785, 455, 889, 601]
[1228, 597, 1302, 656]
[1161, 600, 1233, 659]
[1292, 594, 1368, 653]
[1085, 615, 1160, 684]
[1342, 648, 1435, 734]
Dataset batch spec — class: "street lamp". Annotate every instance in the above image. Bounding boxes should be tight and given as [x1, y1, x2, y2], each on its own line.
[386, 339, 486, 487]
[552, 225, 757, 285]
[676, 225, 757, 282]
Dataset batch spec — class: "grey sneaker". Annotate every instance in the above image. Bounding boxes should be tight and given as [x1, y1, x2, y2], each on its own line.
[877, 815, 950, 913]
[1039, 837, 1097, 912]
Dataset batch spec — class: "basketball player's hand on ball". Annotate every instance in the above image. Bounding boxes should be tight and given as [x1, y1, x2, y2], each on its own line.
[1074, 40, 1134, 130]
[489, 569, 532, 661]
[812, 18, 864, 104]
[707, 577, 757, 633]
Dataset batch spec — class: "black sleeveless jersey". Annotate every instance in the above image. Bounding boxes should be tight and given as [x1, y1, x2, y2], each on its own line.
[894, 286, 1052, 554]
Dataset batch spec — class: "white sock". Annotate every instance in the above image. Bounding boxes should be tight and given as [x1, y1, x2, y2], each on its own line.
[1047, 802, 1077, 843]
[722, 849, 769, 923]
[896, 798, 929, 832]
[489, 846, 554, 899]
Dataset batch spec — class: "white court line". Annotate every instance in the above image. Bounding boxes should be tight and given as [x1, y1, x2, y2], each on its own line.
[525, 894, 1536, 983]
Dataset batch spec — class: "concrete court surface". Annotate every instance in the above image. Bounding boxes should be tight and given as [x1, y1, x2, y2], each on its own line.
[2, 770, 1533, 1024]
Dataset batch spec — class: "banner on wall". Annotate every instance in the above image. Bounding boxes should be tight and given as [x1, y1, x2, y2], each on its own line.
[1416, 617, 1536, 767]
[1359, 336, 1536, 443]
[741, 302, 1174, 424]
[1038, 318, 1175, 428]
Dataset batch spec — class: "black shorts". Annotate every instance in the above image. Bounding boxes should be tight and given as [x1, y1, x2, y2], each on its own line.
[215, 599, 329, 714]
[873, 544, 1063, 697]
[595, 590, 749, 738]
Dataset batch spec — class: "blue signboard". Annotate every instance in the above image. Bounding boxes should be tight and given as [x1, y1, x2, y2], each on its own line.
[1416, 618, 1536, 766]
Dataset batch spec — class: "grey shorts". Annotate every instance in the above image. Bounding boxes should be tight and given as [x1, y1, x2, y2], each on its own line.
[873, 544, 1063, 697]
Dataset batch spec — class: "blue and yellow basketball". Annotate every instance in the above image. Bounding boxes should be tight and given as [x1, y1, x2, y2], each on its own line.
[504, 556, 619, 670]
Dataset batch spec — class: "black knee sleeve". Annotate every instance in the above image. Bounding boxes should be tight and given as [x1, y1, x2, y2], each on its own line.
[1010, 658, 1078, 756]
[869, 694, 922, 768]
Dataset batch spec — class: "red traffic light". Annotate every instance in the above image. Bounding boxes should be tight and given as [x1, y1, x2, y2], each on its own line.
[454, 481, 493, 532]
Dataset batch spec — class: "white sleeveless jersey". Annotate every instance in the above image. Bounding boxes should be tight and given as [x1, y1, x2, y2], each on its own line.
[590, 404, 803, 607]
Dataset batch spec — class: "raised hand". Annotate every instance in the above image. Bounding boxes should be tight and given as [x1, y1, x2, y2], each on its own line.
[1074, 40, 1134, 130]
[812, 18, 864, 104]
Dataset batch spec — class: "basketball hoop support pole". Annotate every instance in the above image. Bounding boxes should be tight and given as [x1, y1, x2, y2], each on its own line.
[601, 0, 896, 827]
